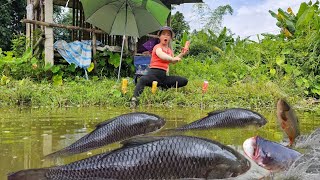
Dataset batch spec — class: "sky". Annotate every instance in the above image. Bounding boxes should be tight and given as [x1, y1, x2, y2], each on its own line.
[172, 0, 313, 40]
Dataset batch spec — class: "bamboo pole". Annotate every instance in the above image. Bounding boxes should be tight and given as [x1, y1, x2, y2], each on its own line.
[44, 0, 54, 66]
[26, 0, 31, 49]
[33, 0, 40, 9]
[21, 19, 106, 34]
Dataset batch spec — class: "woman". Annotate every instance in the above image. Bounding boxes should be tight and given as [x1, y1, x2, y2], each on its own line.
[131, 26, 189, 107]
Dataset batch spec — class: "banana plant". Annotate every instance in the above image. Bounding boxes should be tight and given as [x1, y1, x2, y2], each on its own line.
[269, 8, 296, 38]
[269, 1, 320, 38]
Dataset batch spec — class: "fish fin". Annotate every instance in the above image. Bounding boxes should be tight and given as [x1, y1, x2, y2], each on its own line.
[207, 110, 225, 116]
[8, 168, 48, 180]
[288, 137, 294, 147]
[44, 149, 69, 159]
[95, 117, 117, 128]
[121, 136, 164, 147]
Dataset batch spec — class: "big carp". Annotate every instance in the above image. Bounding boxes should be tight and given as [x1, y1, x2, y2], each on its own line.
[9, 135, 251, 180]
[243, 136, 301, 172]
[173, 108, 267, 131]
[276, 99, 300, 146]
[45, 112, 165, 158]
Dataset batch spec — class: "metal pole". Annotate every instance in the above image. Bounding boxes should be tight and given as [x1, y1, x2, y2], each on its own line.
[117, 0, 128, 82]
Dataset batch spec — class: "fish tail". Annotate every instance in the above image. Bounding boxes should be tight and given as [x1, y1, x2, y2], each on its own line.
[8, 168, 49, 180]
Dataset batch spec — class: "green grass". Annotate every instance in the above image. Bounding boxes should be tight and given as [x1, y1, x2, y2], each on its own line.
[0, 77, 308, 110]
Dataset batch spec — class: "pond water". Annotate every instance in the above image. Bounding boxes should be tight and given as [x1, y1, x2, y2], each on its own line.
[0, 106, 319, 179]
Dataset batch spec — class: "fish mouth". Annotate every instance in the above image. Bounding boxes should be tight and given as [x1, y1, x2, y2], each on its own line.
[259, 119, 267, 127]
[243, 136, 259, 160]
[144, 119, 165, 134]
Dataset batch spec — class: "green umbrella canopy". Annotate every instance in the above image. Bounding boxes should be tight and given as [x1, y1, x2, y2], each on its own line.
[80, 0, 170, 37]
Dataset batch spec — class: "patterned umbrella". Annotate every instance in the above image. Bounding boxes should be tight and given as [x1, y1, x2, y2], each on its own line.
[80, 0, 170, 81]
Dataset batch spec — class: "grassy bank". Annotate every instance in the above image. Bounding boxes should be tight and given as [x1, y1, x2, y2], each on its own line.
[0, 77, 312, 110]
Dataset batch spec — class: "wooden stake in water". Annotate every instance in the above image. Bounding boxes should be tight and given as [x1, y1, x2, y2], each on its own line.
[176, 81, 178, 92]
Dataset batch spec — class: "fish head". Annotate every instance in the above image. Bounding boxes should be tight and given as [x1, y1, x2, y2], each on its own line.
[243, 136, 297, 172]
[243, 136, 273, 169]
[207, 153, 251, 178]
[250, 112, 268, 127]
[143, 114, 166, 133]
[227, 156, 251, 177]
[243, 136, 258, 161]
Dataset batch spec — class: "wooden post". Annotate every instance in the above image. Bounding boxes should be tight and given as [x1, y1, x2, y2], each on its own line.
[76, 0, 79, 40]
[21, 19, 106, 34]
[44, 0, 54, 66]
[33, 0, 38, 29]
[72, 0, 76, 41]
[92, 26, 97, 72]
[79, 2, 83, 40]
[40, 0, 45, 32]
[33, 0, 40, 9]
[26, 0, 31, 49]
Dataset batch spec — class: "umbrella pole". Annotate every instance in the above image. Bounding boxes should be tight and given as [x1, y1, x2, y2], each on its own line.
[117, 35, 125, 82]
[117, 0, 128, 82]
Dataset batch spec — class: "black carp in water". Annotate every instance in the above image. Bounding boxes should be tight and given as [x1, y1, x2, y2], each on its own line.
[45, 112, 165, 158]
[243, 136, 301, 172]
[9, 135, 251, 180]
[173, 108, 267, 131]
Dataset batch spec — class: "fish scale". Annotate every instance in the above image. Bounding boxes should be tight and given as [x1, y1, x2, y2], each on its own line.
[45, 112, 165, 158]
[175, 108, 267, 130]
[9, 136, 251, 180]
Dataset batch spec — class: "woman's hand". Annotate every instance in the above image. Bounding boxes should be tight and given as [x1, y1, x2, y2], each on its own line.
[171, 56, 181, 64]
[181, 48, 189, 56]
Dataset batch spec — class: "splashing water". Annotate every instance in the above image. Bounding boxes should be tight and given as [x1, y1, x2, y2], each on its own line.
[295, 128, 320, 149]
[275, 128, 320, 180]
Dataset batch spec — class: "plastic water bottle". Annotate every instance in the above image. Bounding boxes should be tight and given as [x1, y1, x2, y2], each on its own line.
[152, 81, 158, 94]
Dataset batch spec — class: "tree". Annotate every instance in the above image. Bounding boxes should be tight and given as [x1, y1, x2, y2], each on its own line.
[192, 3, 233, 33]
[53, 6, 73, 42]
[0, 0, 26, 51]
[171, 11, 190, 40]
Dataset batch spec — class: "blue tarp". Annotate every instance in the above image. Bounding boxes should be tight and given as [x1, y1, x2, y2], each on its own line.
[54, 40, 100, 69]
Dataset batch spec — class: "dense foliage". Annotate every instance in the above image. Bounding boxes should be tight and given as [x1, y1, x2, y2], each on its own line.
[0, 0, 26, 51]
[171, 1, 320, 98]
[171, 11, 190, 39]
[1, 2, 320, 108]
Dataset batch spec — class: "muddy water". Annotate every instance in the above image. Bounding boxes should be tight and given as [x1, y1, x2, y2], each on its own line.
[1, 107, 319, 179]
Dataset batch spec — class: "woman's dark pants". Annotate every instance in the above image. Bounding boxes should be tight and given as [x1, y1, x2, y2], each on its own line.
[133, 68, 188, 98]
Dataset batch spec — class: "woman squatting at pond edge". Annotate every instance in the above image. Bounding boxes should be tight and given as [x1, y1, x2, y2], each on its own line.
[130, 26, 189, 108]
